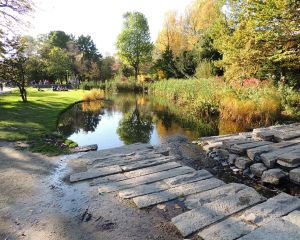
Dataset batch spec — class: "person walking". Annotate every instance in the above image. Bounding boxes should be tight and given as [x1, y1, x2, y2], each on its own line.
[0, 83, 3, 92]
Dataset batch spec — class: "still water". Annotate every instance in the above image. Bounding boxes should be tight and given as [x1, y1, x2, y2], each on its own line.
[58, 93, 249, 150]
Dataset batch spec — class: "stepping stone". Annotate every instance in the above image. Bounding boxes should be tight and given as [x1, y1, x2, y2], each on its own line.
[88, 152, 164, 168]
[223, 139, 255, 149]
[198, 197, 300, 240]
[289, 168, 300, 185]
[261, 145, 300, 168]
[235, 157, 252, 170]
[83, 143, 154, 161]
[98, 166, 195, 193]
[238, 218, 300, 240]
[239, 193, 300, 226]
[198, 216, 256, 240]
[277, 149, 300, 168]
[250, 163, 267, 177]
[261, 168, 287, 185]
[185, 183, 247, 209]
[70, 165, 123, 183]
[123, 162, 181, 178]
[274, 130, 300, 141]
[133, 178, 225, 209]
[230, 141, 273, 154]
[120, 156, 176, 171]
[90, 173, 128, 186]
[119, 182, 170, 199]
[247, 140, 300, 161]
[171, 187, 265, 237]
[163, 170, 213, 186]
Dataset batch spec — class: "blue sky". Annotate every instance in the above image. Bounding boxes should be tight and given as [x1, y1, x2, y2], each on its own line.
[26, 0, 193, 55]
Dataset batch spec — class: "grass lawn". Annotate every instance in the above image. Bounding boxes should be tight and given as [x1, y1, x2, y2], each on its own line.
[0, 88, 87, 155]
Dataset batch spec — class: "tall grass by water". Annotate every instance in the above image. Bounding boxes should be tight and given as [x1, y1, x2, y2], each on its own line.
[149, 78, 297, 127]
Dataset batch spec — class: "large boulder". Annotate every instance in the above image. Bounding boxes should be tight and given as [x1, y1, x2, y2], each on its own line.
[261, 168, 287, 185]
[250, 163, 267, 177]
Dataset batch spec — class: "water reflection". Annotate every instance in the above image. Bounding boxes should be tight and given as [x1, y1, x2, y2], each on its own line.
[57, 93, 217, 149]
[117, 102, 153, 144]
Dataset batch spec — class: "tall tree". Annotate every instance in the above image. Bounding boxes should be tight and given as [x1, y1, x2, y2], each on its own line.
[116, 12, 153, 80]
[45, 47, 72, 84]
[47, 31, 71, 49]
[0, 36, 33, 101]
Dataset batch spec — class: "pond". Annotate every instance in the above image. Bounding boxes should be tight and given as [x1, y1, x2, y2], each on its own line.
[57, 93, 252, 150]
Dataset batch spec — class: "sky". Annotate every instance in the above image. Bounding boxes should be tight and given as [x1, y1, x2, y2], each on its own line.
[25, 0, 193, 56]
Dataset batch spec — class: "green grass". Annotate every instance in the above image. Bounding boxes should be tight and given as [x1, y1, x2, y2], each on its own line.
[0, 88, 87, 155]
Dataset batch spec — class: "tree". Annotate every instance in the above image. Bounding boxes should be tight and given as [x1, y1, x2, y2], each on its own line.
[100, 56, 115, 80]
[155, 11, 186, 57]
[47, 31, 71, 49]
[214, 0, 300, 84]
[0, 36, 33, 101]
[116, 12, 153, 80]
[45, 47, 72, 84]
[0, 0, 34, 32]
[153, 46, 178, 79]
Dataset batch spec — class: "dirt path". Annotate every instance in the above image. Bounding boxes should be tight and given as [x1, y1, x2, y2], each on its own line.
[0, 141, 186, 240]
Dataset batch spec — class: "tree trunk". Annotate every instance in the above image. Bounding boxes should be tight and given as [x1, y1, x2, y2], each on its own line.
[18, 85, 27, 102]
[134, 66, 139, 81]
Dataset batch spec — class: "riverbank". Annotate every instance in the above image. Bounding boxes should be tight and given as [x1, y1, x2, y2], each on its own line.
[0, 88, 87, 155]
[149, 78, 300, 128]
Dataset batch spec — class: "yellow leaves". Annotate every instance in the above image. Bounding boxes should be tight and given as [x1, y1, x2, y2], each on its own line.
[155, 11, 186, 57]
[155, 0, 221, 55]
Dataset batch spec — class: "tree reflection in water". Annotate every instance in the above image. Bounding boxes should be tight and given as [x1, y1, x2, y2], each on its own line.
[58, 101, 104, 137]
[117, 100, 153, 144]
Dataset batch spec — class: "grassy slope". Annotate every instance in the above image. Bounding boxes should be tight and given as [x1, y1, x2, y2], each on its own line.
[0, 88, 87, 155]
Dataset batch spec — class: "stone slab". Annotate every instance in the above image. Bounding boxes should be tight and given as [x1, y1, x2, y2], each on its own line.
[282, 210, 300, 227]
[88, 152, 164, 168]
[274, 130, 300, 141]
[98, 166, 195, 193]
[84, 143, 154, 159]
[198, 216, 255, 240]
[163, 170, 213, 186]
[123, 161, 181, 178]
[90, 173, 128, 186]
[250, 163, 267, 177]
[289, 168, 300, 184]
[247, 141, 300, 160]
[261, 145, 300, 168]
[235, 157, 252, 170]
[238, 219, 300, 240]
[70, 165, 123, 183]
[230, 141, 273, 154]
[185, 183, 247, 209]
[277, 149, 300, 167]
[261, 168, 287, 185]
[118, 182, 170, 199]
[133, 178, 225, 209]
[172, 187, 265, 237]
[239, 192, 300, 226]
[121, 156, 176, 171]
[223, 139, 256, 149]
